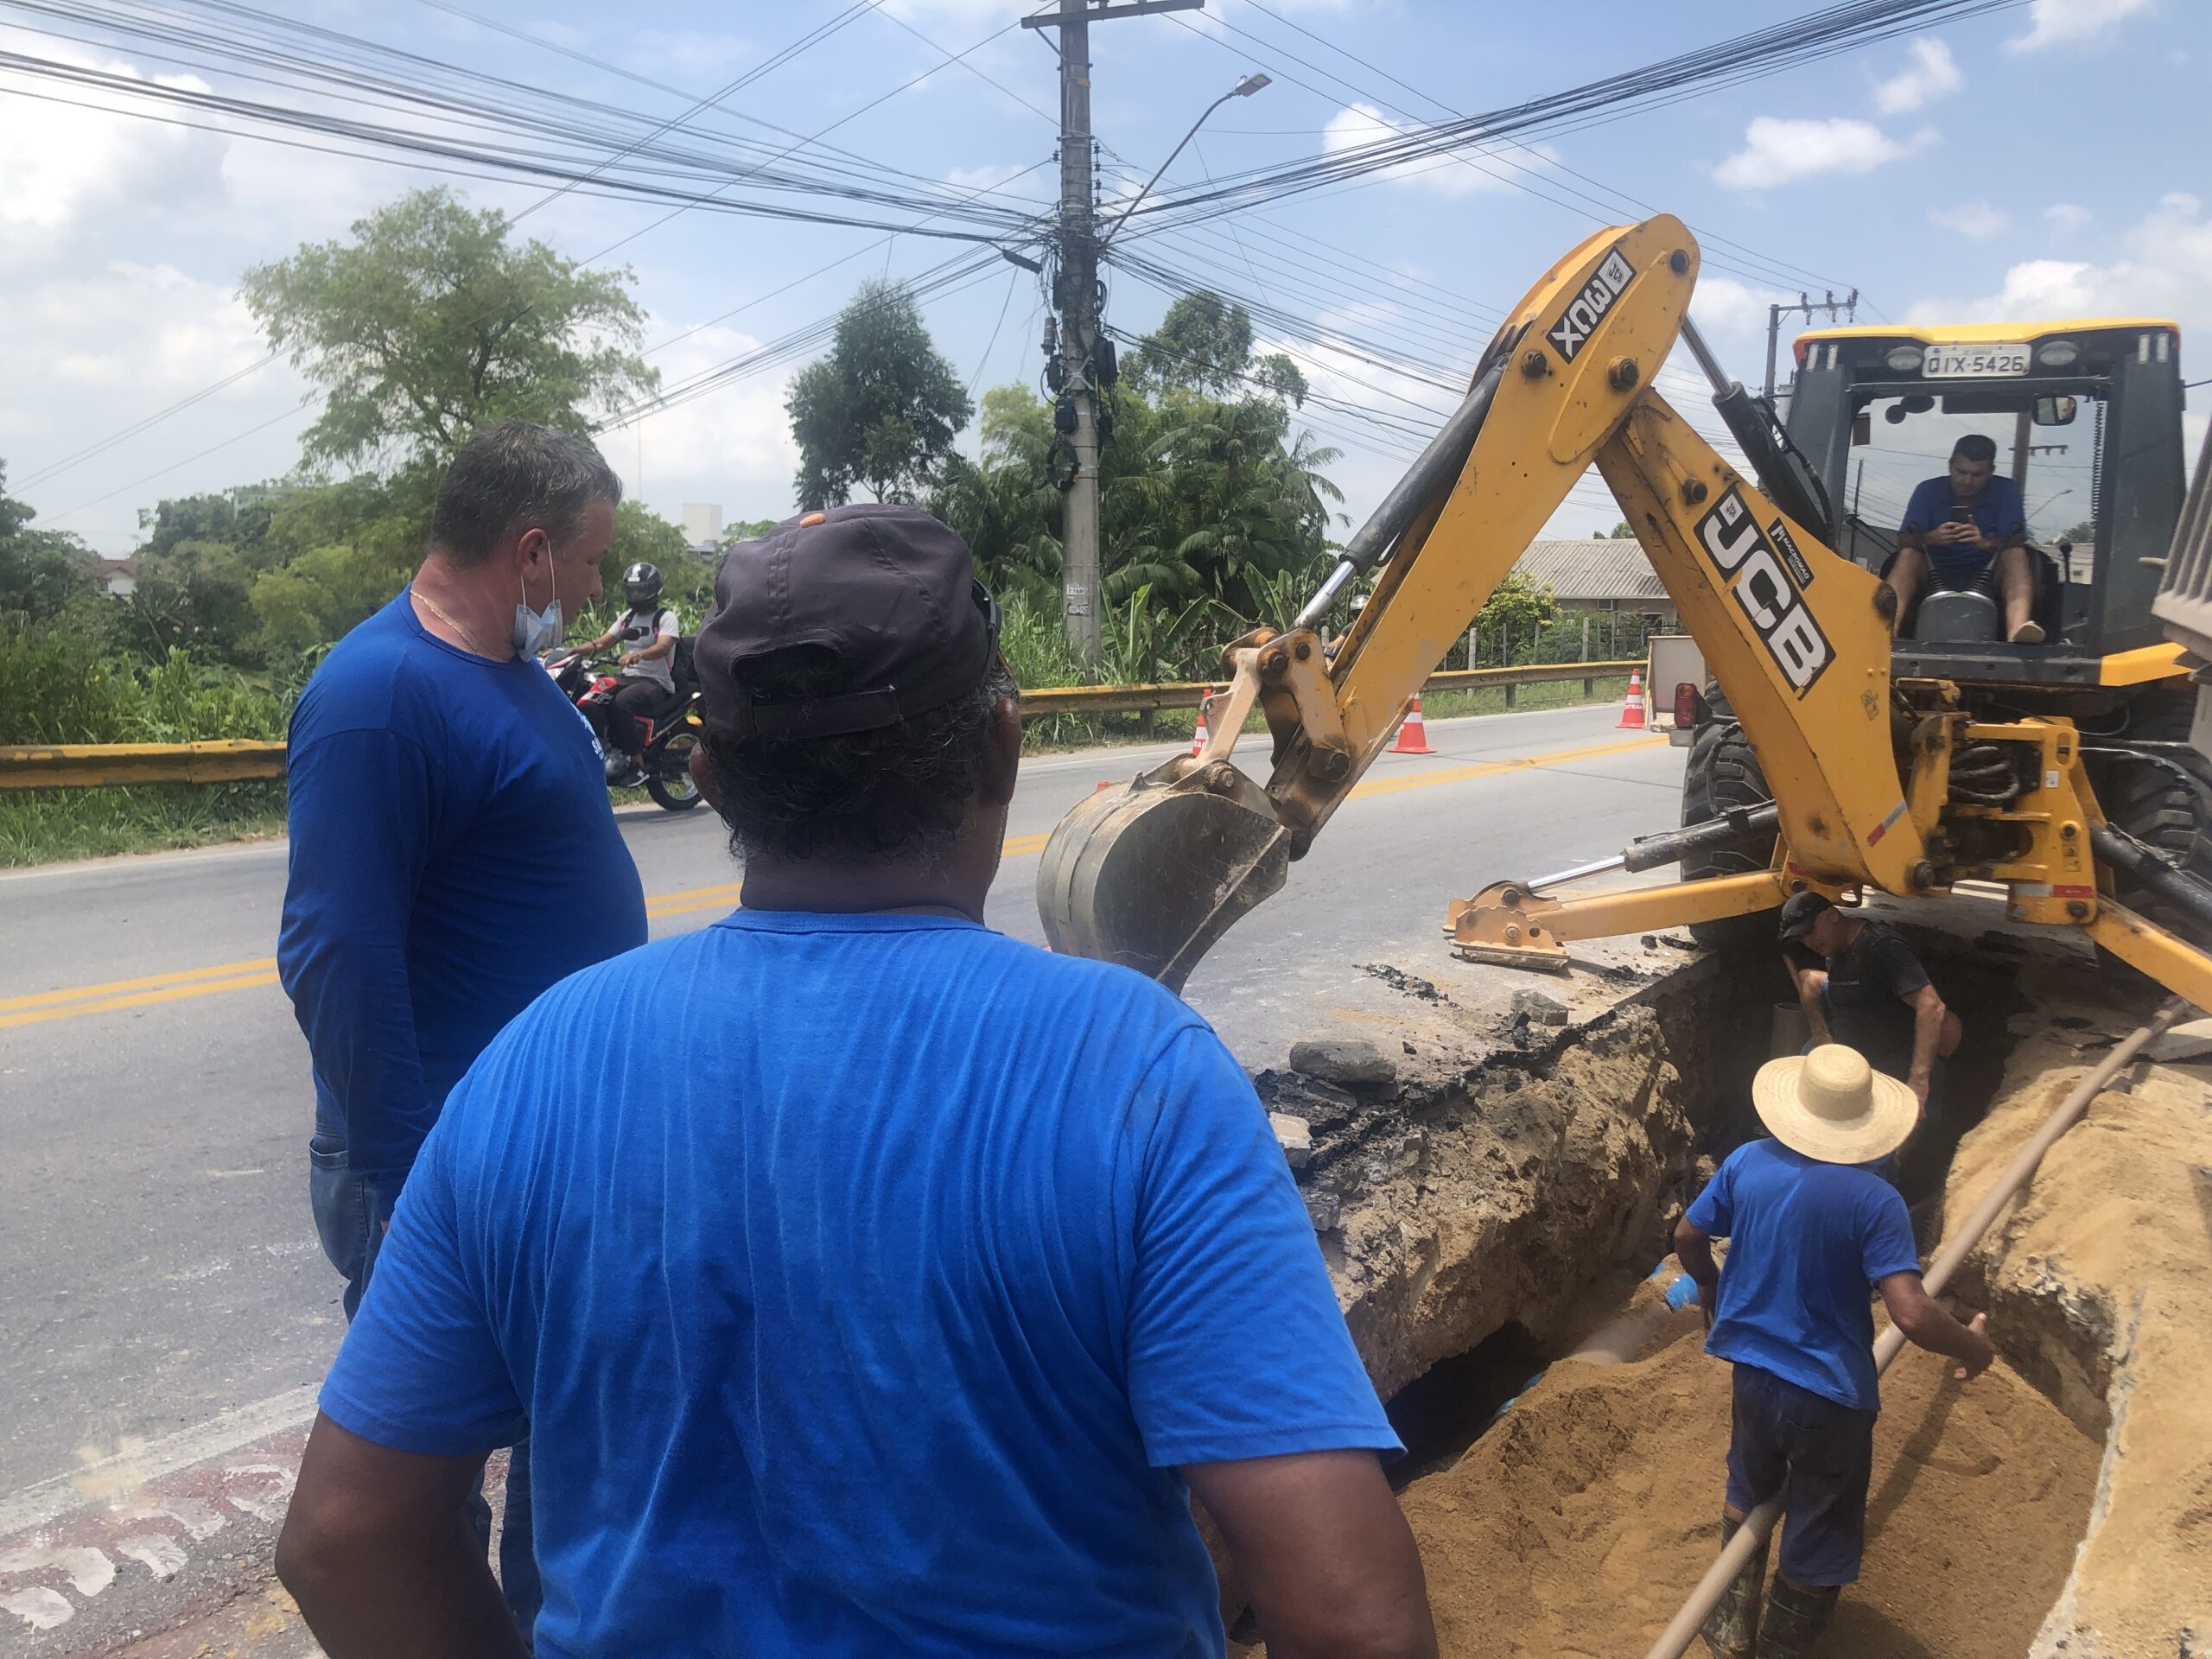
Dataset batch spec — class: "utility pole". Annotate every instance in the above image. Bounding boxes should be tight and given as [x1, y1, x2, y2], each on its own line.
[1763, 288, 1859, 402]
[1023, 0, 1203, 666]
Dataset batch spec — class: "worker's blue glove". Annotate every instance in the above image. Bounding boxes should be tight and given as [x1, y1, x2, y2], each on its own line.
[1664, 1274, 1701, 1312]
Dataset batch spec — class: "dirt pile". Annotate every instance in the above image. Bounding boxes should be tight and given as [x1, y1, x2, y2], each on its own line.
[1390, 1326, 2097, 1658]
[1947, 965, 2212, 1656]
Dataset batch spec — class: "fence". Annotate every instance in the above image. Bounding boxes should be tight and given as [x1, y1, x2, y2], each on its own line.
[0, 660, 1641, 790]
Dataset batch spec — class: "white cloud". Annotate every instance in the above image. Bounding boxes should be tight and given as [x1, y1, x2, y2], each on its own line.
[1319, 104, 1542, 196]
[626, 31, 753, 76]
[1931, 200, 2009, 240]
[2044, 202, 2094, 237]
[1714, 118, 1933, 192]
[1688, 275, 1792, 346]
[944, 162, 1032, 194]
[2008, 0, 2157, 51]
[602, 316, 802, 527]
[0, 261, 315, 549]
[1909, 196, 2212, 470]
[1872, 38, 1962, 115]
[0, 38, 228, 258]
[1907, 193, 2211, 330]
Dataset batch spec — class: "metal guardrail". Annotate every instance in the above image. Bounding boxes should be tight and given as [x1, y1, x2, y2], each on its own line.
[1020, 658, 1640, 715]
[0, 661, 1641, 789]
[0, 740, 290, 791]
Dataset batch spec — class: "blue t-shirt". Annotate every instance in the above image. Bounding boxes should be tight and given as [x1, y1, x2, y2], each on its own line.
[321, 911, 1398, 1658]
[1900, 472, 2028, 581]
[278, 589, 646, 1181]
[1684, 1139, 1921, 1412]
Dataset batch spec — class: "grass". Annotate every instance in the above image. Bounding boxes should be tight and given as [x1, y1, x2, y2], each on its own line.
[0, 783, 288, 868]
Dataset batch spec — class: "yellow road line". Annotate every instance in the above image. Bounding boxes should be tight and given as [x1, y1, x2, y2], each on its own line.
[0, 955, 278, 1014]
[1348, 734, 1664, 798]
[10, 734, 1669, 1028]
[1, 971, 280, 1030]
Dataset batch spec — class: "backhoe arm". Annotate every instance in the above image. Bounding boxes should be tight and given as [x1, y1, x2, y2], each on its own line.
[1036, 213, 1918, 988]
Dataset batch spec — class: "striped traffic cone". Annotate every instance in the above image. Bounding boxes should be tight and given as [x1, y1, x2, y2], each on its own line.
[1191, 689, 1213, 756]
[1389, 695, 1438, 754]
[1617, 667, 1648, 730]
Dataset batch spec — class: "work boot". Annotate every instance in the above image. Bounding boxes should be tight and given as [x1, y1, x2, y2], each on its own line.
[1700, 1514, 1770, 1659]
[1757, 1575, 1840, 1658]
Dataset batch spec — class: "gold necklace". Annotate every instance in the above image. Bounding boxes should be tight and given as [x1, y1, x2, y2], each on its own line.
[412, 585, 507, 660]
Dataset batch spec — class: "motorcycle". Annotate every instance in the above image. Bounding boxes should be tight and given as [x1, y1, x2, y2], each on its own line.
[544, 646, 705, 812]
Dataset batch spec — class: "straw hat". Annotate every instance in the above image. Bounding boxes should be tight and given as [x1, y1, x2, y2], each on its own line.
[1751, 1044, 1918, 1166]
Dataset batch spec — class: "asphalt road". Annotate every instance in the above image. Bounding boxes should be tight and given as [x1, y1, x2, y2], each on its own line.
[0, 702, 1681, 1646]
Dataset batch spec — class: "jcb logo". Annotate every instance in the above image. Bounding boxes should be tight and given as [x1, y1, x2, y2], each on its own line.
[1545, 248, 1635, 363]
[1694, 488, 1832, 694]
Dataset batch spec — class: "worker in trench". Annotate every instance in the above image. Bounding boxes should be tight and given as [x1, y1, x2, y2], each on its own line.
[274, 504, 1439, 1659]
[1777, 891, 1961, 1179]
[1674, 1045, 1997, 1658]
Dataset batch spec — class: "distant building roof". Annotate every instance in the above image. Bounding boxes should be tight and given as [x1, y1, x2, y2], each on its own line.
[90, 556, 138, 576]
[1510, 538, 1669, 605]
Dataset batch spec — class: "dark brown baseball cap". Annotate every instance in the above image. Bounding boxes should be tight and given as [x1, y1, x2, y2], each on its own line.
[1777, 890, 1834, 941]
[696, 503, 1001, 741]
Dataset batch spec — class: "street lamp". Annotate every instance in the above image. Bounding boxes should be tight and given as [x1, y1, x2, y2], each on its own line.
[1099, 73, 1271, 249]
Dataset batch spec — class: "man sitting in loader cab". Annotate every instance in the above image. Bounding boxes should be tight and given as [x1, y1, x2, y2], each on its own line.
[1885, 434, 2043, 644]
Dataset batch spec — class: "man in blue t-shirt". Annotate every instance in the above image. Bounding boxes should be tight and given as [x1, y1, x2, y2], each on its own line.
[277, 421, 649, 1640]
[275, 505, 1437, 1659]
[1674, 1045, 1995, 1658]
[1885, 432, 2042, 643]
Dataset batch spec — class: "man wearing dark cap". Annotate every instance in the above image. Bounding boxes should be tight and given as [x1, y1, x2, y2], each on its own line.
[276, 504, 1439, 1659]
[1777, 892, 1957, 1139]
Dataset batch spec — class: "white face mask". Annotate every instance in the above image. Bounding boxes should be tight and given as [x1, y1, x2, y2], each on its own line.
[513, 552, 564, 657]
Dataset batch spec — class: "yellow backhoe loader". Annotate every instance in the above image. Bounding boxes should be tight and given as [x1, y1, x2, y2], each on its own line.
[1036, 215, 2212, 1007]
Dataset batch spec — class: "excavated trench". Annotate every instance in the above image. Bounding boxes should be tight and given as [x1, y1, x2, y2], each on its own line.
[1222, 923, 2209, 1658]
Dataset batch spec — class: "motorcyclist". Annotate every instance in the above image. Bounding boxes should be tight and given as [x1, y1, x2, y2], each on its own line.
[575, 562, 682, 788]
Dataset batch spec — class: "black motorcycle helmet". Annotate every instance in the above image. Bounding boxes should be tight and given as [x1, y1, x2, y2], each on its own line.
[622, 561, 663, 612]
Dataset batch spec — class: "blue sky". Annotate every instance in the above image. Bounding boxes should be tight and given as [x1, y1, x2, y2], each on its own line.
[0, 0, 2201, 556]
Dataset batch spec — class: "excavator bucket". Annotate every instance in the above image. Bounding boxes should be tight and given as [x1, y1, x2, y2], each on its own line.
[1036, 760, 1291, 992]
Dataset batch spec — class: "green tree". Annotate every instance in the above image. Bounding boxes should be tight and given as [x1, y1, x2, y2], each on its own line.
[929, 379, 1341, 682]
[248, 470, 436, 652]
[1127, 290, 1306, 407]
[786, 279, 974, 507]
[1597, 519, 1636, 538]
[242, 188, 657, 469]
[0, 463, 96, 624]
[2061, 518, 2095, 543]
[1472, 571, 1558, 662]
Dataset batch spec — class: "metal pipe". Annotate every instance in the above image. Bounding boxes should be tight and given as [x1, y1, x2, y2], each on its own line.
[1640, 997, 2186, 1659]
[1293, 358, 1506, 631]
[1677, 314, 1735, 400]
[1526, 855, 1627, 891]
[1526, 804, 1782, 891]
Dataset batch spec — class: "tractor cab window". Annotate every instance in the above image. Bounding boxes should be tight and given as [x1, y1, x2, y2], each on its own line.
[1835, 385, 2104, 586]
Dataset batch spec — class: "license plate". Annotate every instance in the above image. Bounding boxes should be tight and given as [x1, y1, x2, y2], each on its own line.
[1923, 342, 2030, 378]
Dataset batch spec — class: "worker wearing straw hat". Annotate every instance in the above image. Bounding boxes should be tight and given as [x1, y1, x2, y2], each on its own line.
[1674, 1045, 1997, 1659]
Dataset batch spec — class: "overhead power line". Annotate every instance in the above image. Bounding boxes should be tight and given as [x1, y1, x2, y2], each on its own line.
[1113, 0, 2024, 238]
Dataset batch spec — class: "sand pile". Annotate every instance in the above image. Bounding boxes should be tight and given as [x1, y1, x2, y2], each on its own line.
[1947, 976, 2212, 1656]
[1385, 1325, 2095, 1657]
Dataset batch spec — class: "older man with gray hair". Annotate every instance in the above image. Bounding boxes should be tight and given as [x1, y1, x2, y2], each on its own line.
[277, 419, 647, 1643]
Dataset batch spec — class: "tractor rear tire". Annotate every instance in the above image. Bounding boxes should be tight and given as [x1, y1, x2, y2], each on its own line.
[1680, 705, 1779, 955]
[2096, 684, 2208, 939]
